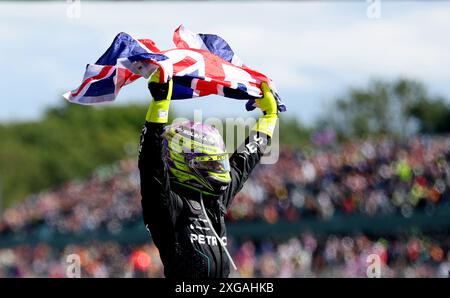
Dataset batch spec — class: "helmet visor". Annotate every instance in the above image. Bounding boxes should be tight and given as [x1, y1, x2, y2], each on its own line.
[190, 154, 230, 173]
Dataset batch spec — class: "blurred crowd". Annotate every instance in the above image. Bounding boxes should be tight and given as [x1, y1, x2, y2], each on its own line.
[1, 136, 449, 235]
[1, 233, 449, 278]
[0, 160, 141, 235]
[229, 136, 450, 222]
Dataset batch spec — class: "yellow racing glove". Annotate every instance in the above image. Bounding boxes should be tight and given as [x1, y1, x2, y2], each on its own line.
[145, 69, 173, 123]
[252, 82, 278, 138]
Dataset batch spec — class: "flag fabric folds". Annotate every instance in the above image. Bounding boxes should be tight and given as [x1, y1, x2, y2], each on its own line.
[63, 25, 286, 112]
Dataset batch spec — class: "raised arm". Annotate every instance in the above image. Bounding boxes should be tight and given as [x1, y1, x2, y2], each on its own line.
[138, 70, 182, 224]
[223, 82, 279, 208]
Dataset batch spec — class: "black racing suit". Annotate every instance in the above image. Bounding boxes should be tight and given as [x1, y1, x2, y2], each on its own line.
[138, 121, 269, 278]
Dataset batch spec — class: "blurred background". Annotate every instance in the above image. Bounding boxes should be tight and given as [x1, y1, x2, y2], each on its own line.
[0, 1, 449, 277]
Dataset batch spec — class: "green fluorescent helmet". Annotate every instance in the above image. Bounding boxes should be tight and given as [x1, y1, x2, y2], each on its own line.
[162, 120, 231, 196]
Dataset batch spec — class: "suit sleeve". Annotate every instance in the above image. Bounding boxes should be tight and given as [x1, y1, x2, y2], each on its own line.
[138, 121, 182, 226]
[222, 131, 270, 209]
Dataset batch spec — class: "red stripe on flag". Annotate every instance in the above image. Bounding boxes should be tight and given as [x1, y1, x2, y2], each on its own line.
[138, 38, 160, 53]
[71, 66, 114, 97]
[195, 51, 227, 96]
[172, 56, 197, 74]
[116, 68, 140, 90]
[173, 25, 190, 49]
[195, 80, 219, 96]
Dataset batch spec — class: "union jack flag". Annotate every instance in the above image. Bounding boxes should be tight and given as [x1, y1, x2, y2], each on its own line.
[63, 25, 286, 112]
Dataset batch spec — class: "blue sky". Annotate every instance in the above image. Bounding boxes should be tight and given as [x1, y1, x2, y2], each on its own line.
[1, 1, 450, 124]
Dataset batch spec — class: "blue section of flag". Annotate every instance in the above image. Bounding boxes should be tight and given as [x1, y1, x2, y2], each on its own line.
[198, 34, 235, 63]
[171, 77, 194, 99]
[96, 32, 167, 66]
[83, 71, 116, 97]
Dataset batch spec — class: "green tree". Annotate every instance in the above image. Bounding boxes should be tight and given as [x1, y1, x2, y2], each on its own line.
[0, 102, 149, 206]
[322, 78, 450, 139]
[406, 96, 450, 134]
[278, 117, 312, 148]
